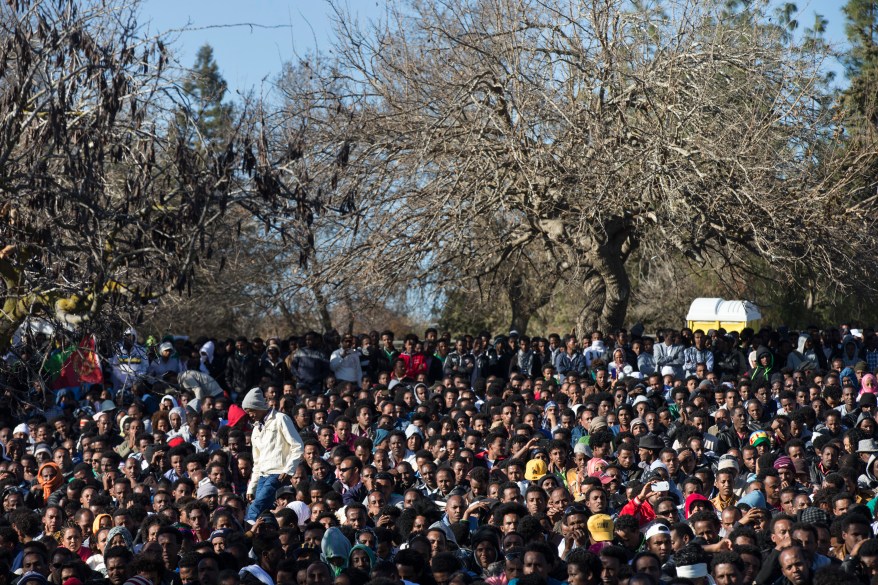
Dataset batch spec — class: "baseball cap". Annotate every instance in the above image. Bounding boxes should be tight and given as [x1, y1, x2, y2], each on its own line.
[749, 431, 770, 447]
[525, 459, 547, 481]
[587, 514, 614, 542]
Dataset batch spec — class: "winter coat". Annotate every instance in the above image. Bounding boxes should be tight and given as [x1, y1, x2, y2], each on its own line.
[225, 352, 259, 394]
[259, 356, 290, 386]
[290, 347, 329, 390]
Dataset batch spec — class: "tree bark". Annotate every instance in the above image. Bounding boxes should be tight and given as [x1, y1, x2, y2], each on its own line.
[506, 269, 559, 335]
[575, 243, 632, 335]
[311, 285, 333, 334]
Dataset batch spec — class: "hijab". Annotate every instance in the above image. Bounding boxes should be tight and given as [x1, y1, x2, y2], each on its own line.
[106, 526, 134, 551]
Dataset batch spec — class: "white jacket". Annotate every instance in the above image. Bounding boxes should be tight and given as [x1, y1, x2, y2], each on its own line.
[329, 348, 363, 383]
[248, 410, 304, 495]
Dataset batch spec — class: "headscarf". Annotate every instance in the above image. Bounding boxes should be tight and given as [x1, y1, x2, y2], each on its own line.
[160, 396, 179, 409]
[37, 462, 63, 501]
[93, 513, 111, 536]
[106, 526, 134, 551]
[169, 407, 186, 429]
[373, 429, 390, 452]
[863, 374, 877, 395]
[586, 458, 608, 477]
[320, 527, 351, 576]
[286, 501, 311, 527]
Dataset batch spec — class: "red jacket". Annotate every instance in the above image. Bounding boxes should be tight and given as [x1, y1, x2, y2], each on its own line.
[619, 497, 656, 527]
[399, 352, 428, 379]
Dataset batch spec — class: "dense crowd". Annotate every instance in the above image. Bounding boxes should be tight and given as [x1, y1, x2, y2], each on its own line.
[4, 323, 878, 585]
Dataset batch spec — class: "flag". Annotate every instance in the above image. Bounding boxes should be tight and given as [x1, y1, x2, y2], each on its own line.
[52, 335, 103, 389]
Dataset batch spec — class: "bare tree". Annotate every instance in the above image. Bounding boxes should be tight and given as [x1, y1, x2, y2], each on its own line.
[0, 0, 261, 352]
[290, 0, 878, 333]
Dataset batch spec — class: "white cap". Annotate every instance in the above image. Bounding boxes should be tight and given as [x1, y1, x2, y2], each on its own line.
[661, 366, 675, 377]
[13, 423, 29, 436]
[645, 523, 671, 541]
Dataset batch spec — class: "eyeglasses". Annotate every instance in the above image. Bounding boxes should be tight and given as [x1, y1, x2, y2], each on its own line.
[339, 467, 353, 473]
[504, 552, 522, 561]
[656, 509, 676, 517]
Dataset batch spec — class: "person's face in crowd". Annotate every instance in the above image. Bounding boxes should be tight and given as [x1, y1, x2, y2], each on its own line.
[771, 518, 793, 550]
[713, 562, 743, 585]
[549, 488, 570, 517]
[633, 556, 662, 584]
[188, 506, 208, 531]
[305, 562, 332, 585]
[742, 447, 757, 471]
[105, 555, 129, 585]
[600, 553, 620, 585]
[44, 507, 62, 533]
[522, 551, 549, 579]
[237, 456, 253, 480]
[655, 499, 678, 522]
[158, 532, 181, 569]
[198, 557, 220, 585]
[779, 548, 809, 585]
[62, 527, 82, 551]
[345, 507, 367, 530]
[648, 532, 672, 562]
[367, 491, 386, 517]
[692, 519, 718, 544]
[586, 488, 608, 514]
[318, 428, 334, 449]
[821, 446, 839, 471]
[843, 520, 871, 551]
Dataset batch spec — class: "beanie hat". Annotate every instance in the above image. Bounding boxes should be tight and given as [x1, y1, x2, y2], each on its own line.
[123, 577, 153, 585]
[739, 489, 767, 510]
[197, 482, 218, 500]
[242, 387, 269, 411]
[589, 416, 608, 434]
[773, 456, 793, 471]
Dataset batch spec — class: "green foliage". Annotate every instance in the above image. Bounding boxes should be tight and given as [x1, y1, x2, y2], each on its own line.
[842, 0, 878, 122]
[179, 44, 234, 147]
[435, 289, 509, 337]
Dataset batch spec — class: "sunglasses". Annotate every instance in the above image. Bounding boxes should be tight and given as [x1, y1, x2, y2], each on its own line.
[563, 504, 587, 517]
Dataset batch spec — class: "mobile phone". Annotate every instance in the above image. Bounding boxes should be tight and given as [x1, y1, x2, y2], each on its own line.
[652, 481, 669, 492]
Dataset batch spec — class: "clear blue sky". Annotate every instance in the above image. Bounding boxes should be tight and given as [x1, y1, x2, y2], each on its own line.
[138, 0, 851, 97]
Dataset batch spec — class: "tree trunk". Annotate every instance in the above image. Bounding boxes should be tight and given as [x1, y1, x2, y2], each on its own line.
[576, 246, 632, 335]
[508, 302, 532, 336]
[311, 286, 333, 334]
[506, 270, 559, 335]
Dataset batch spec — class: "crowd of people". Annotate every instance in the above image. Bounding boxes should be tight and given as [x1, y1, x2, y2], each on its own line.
[4, 323, 878, 585]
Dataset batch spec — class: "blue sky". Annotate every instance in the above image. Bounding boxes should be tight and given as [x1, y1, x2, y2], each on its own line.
[138, 0, 851, 97]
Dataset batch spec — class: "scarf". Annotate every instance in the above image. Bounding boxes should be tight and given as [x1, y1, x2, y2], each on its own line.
[37, 462, 63, 501]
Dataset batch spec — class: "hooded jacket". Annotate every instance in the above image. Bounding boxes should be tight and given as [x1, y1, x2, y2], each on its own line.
[321, 527, 352, 576]
[840, 335, 861, 368]
[347, 544, 376, 572]
[684, 493, 715, 518]
[747, 346, 775, 383]
[858, 454, 878, 490]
